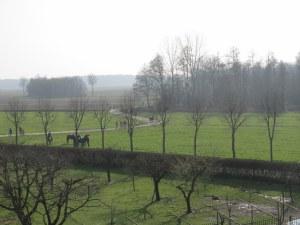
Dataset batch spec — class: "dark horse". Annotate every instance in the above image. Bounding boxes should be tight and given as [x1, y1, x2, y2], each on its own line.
[66, 134, 90, 147]
[78, 135, 90, 147]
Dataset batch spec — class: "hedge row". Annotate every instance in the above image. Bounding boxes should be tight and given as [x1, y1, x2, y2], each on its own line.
[1, 144, 299, 184]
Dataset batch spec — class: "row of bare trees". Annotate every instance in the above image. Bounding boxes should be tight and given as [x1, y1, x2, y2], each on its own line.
[3, 85, 282, 163]
[134, 37, 291, 161]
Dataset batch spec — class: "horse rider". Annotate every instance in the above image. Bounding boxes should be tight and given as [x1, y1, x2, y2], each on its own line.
[47, 131, 53, 145]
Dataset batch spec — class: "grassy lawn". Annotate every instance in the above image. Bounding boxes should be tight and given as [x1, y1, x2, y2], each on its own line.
[1, 112, 300, 161]
[1, 167, 295, 225]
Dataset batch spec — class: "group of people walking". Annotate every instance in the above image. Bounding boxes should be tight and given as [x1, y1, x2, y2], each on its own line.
[7, 128, 53, 145]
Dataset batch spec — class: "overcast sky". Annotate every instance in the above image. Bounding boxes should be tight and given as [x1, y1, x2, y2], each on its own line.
[0, 0, 299, 79]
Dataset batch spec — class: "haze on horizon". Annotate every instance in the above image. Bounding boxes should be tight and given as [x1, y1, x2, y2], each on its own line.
[0, 0, 300, 79]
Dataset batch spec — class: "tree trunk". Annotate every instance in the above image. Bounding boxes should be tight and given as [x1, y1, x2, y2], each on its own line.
[101, 129, 105, 150]
[15, 124, 18, 145]
[270, 137, 273, 162]
[231, 129, 236, 159]
[162, 124, 166, 154]
[185, 196, 192, 214]
[17, 213, 32, 225]
[146, 94, 151, 109]
[132, 175, 135, 192]
[193, 126, 199, 156]
[44, 127, 48, 146]
[153, 178, 160, 201]
[75, 128, 79, 147]
[107, 169, 111, 183]
[129, 132, 133, 152]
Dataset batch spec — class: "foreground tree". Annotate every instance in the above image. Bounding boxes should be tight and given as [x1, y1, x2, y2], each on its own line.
[6, 98, 26, 144]
[0, 148, 97, 225]
[135, 155, 170, 202]
[120, 93, 138, 152]
[173, 158, 207, 214]
[87, 74, 98, 96]
[68, 97, 88, 147]
[36, 99, 56, 145]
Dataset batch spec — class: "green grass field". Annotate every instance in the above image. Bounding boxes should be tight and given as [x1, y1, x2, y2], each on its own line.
[1, 167, 295, 225]
[1, 112, 300, 161]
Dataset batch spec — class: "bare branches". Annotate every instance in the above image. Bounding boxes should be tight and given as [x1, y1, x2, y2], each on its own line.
[120, 93, 138, 152]
[87, 74, 97, 96]
[68, 97, 88, 146]
[36, 99, 56, 145]
[93, 98, 111, 150]
[6, 98, 26, 145]
[173, 158, 207, 214]
[258, 55, 284, 162]
[0, 149, 98, 225]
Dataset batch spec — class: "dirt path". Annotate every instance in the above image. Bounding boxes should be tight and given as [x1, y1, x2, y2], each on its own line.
[0, 110, 160, 138]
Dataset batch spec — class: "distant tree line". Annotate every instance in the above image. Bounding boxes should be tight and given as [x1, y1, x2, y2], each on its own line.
[134, 37, 300, 112]
[133, 36, 300, 160]
[26, 76, 87, 98]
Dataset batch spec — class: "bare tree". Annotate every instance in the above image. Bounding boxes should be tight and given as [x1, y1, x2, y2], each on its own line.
[36, 99, 56, 145]
[94, 98, 111, 182]
[120, 93, 138, 152]
[0, 149, 97, 225]
[218, 49, 247, 159]
[135, 155, 170, 202]
[188, 86, 208, 156]
[19, 78, 28, 96]
[134, 66, 155, 109]
[219, 77, 247, 159]
[164, 39, 178, 98]
[87, 74, 98, 96]
[260, 87, 281, 162]
[6, 98, 26, 145]
[173, 158, 207, 214]
[155, 91, 172, 154]
[259, 55, 283, 162]
[150, 54, 172, 154]
[93, 98, 111, 150]
[68, 97, 88, 147]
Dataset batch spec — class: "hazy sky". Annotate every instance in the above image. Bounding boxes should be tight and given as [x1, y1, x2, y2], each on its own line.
[0, 0, 300, 79]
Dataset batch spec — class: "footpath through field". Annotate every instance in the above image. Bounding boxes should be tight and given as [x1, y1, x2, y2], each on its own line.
[0, 109, 160, 138]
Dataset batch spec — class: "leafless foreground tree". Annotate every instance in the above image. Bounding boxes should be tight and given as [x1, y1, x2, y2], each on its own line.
[6, 98, 26, 145]
[0, 149, 98, 225]
[36, 99, 56, 145]
[135, 155, 170, 202]
[173, 158, 207, 214]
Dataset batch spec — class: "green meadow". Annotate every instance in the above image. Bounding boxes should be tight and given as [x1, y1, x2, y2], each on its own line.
[0, 167, 295, 225]
[1, 112, 300, 161]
